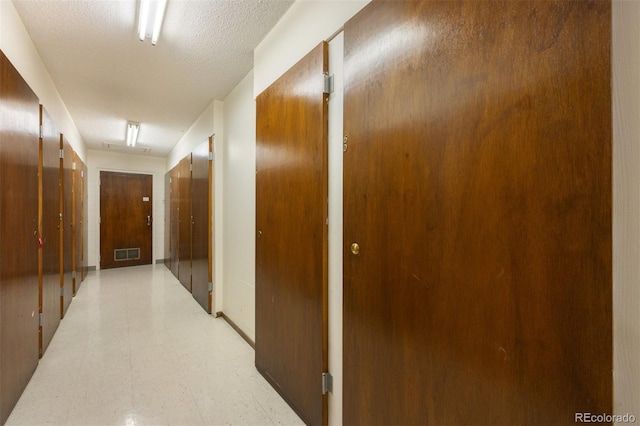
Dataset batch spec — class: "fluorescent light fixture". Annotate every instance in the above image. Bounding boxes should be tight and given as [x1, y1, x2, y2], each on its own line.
[138, 0, 168, 45]
[126, 122, 140, 147]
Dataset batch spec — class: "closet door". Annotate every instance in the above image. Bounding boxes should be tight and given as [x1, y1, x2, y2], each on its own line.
[255, 42, 328, 425]
[0, 50, 40, 425]
[178, 155, 192, 292]
[191, 138, 213, 313]
[40, 105, 61, 356]
[170, 166, 179, 278]
[342, 1, 612, 424]
[72, 151, 82, 294]
[60, 136, 73, 316]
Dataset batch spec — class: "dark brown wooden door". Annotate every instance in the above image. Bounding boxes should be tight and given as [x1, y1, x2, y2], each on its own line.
[81, 161, 88, 282]
[39, 105, 61, 356]
[343, 1, 612, 424]
[0, 50, 40, 425]
[255, 42, 328, 426]
[191, 138, 213, 313]
[164, 170, 171, 270]
[72, 151, 82, 294]
[100, 171, 153, 269]
[60, 136, 73, 316]
[170, 166, 179, 278]
[178, 155, 192, 291]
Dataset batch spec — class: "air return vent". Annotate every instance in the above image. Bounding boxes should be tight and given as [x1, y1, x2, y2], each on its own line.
[114, 248, 140, 261]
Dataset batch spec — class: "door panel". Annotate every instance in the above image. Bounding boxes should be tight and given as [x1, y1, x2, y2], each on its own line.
[60, 137, 73, 316]
[343, 1, 612, 424]
[255, 42, 328, 426]
[0, 50, 40, 425]
[100, 172, 153, 269]
[191, 138, 212, 313]
[72, 151, 81, 294]
[81, 161, 88, 281]
[39, 106, 61, 356]
[164, 171, 171, 270]
[178, 155, 192, 291]
[170, 166, 179, 278]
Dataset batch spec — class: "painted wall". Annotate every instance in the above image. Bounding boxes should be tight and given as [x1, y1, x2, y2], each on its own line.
[86, 150, 166, 269]
[0, 1, 85, 160]
[222, 70, 257, 340]
[612, 1, 640, 420]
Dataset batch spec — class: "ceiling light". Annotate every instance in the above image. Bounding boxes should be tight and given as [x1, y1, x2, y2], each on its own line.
[126, 122, 140, 147]
[138, 0, 168, 45]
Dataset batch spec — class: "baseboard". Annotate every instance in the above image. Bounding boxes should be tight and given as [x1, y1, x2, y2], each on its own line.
[219, 312, 255, 349]
[155, 258, 168, 264]
[86, 266, 96, 272]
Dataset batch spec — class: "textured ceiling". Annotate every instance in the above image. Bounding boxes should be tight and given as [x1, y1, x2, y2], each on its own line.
[12, 0, 294, 156]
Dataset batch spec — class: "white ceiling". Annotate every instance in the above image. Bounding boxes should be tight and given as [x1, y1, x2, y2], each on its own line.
[12, 0, 294, 157]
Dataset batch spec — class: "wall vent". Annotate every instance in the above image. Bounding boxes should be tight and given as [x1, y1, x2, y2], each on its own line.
[114, 248, 141, 261]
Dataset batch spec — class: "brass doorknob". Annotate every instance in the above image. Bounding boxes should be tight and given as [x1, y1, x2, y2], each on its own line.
[350, 243, 360, 255]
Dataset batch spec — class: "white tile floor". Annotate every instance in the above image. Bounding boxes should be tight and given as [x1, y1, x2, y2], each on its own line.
[6, 264, 304, 426]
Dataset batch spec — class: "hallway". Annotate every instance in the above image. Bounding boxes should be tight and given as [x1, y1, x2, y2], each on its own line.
[5, 265, 303, 426]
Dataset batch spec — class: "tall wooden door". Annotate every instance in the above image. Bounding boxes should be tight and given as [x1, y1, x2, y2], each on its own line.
[342, 1, 612, 424]
[81, 161, 88, 282]
[170, 166, 179, 278]
[177, 155, 192, 292]
[39, 105, 61, 356]
[191, 138, 213, 313]
[255, 42, 328, 426]
[0, 50, 40, 425]
[72, 151, 82, 294]
[60, 137, 73, 316]
[100, 172, 153, 269]
[164, 171, 171, 270]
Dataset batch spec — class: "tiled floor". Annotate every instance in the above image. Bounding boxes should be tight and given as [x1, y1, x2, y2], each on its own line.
[6, 264, 304, 426]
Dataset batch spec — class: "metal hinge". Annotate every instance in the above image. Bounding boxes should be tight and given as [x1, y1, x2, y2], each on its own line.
[81, 170, 84, 178]
[208, 282, 213, 292]
[190, 164, 193, 172]
[209, 152, 213, 161]
[38, 312, 43, 327]
[72, 162, 76, 171]
[323, 73, 334, 95]
[39, 125, 43, 138]
[322, 372, 333, 395]
[60, 287, 64, 297]
[72, 270, 76, 279]
[59, 149, 64, 159]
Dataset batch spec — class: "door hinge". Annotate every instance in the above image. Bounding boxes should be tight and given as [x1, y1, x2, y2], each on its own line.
[190, 164, 193, 172]
[72, 162, 76, 171]
[39, 125, 43, 139]
[81, 170, 84, 178]
[59, 149, 64, 159]
[209, 152, 213, 161]
[208, 282, 213, 292]
[72, 270, 76, 279]
[38, 312, 43, 327]
[323, 73, 334, 95]
[60, 287, 64, 297]
[322, 372, 333, 395]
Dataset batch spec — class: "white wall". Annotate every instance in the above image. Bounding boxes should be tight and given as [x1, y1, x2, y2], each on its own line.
[86, 150, 166, 269]
[0, 1, 85, 160]
[254, 0, 370, 97]
[222, 70, 257, 340]
[612, 0, 640, 420]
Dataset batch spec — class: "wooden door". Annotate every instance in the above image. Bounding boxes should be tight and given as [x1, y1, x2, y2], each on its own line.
[342, 1, 612, 424]
[81, 161, 88, 282]
[170, 166, 179, 278]
[0, 50, 40, 425]
[99, 171, 153, 269]
[60, 136, 73, 316]
[72, 151, 82, 294]
[39, 105, 61, 356]
[255, 42, 328, 426]
[164, 171, 171, 269]
[178, 155, 192, 292]
[191, 138, 213, 313]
